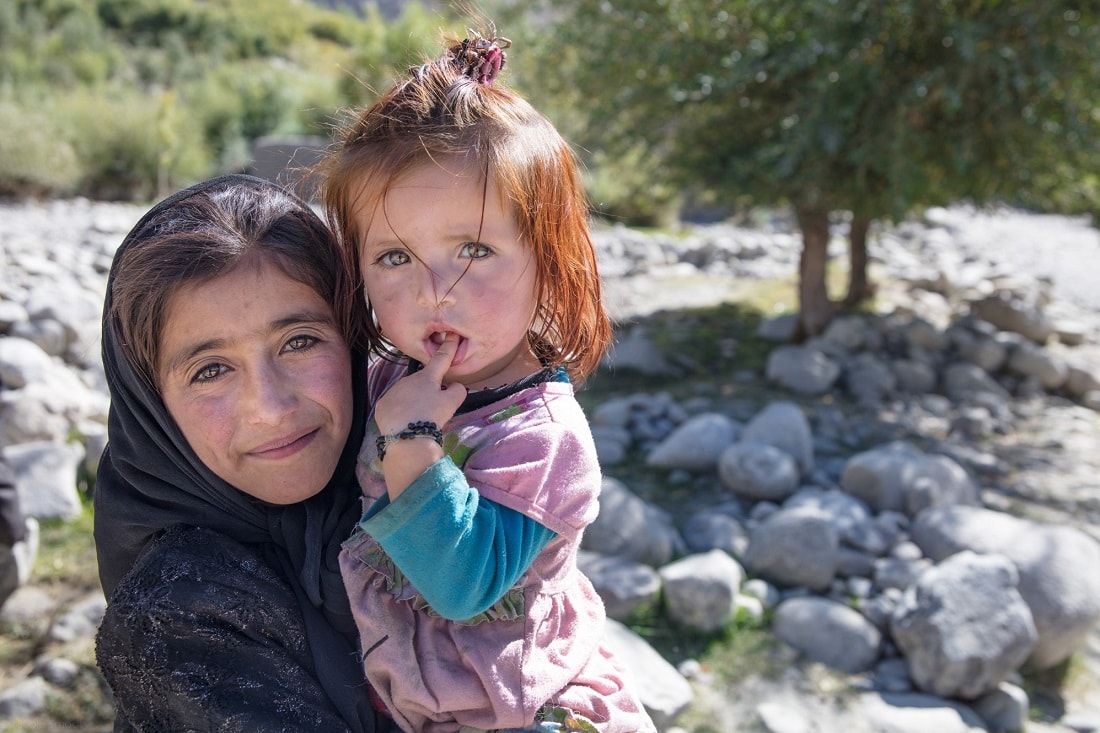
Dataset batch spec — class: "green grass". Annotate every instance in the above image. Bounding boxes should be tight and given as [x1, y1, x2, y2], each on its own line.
[581, 300, 776, 400]
[0, 492, 114, 733]
[622, 601, 783, 686]
[34, 499, 100, 595]
[1020, 654, 1092, 723]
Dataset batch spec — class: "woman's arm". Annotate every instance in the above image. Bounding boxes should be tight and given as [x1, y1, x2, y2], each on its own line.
[96, 525, 366, 733]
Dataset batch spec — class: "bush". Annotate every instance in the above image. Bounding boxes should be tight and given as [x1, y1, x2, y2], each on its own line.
[271, 65, 347, 140]
[0, 100, 83, 197]
[183, 71, 249, 169]
[1, 0, 448, 201]
[58, 87, 212, 200]
[584, 144, 681, 228]
[185, 61, 344, 172]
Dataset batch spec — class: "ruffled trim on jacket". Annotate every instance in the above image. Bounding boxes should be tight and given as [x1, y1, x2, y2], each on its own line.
[344, 528, 525, 625]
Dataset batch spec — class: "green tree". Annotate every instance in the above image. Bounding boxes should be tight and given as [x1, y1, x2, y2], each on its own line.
[336, 2, 453, 107]
[516, 0, 1100, 336]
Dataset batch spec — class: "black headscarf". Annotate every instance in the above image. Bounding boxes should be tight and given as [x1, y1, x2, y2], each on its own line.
[93, 174, 372, 732]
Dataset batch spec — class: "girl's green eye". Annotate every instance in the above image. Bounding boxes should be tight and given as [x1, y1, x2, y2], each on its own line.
[462, 242, 491, 259]
[380, 250, 411, 266]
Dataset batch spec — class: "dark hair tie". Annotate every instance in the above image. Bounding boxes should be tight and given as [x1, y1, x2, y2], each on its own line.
[452, 32, 511, 86]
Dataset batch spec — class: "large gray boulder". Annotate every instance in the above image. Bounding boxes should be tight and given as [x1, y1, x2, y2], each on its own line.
[970, 292, 1054, 344]
[773, 596, 882, 673]
[647, 412, 739, 472]
[840, 441, 978, 516]
[717, 441, 800, 502]
[743, 506, 838, 591]
[891, 551, 1037, 699]
[603, 619, 693, 730]
[910, 505, 1100, 669]
[765, 345, 841, 395]
[583, 477, 683, 568]
[658, 549, 743, 633]
[739, 401, 814, 476]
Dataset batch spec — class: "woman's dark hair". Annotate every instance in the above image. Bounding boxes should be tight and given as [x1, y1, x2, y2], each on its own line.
[109, 178, 361, 391]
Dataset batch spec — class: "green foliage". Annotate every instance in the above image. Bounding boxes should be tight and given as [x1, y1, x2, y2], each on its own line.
[0, 0, 119, 89]
[58, 86, 212, 200]
[585, 144, 681, 227]
[576, 298, 791, 448]
[335, 2, 449, 108]
[517, 0, 1100, 223]
[96, 0, 306, 60]
[0, 0, 448, 199]
[0, 101, 82, 196]
[233, 64, 295, 140]
[623, 598, 780, 686]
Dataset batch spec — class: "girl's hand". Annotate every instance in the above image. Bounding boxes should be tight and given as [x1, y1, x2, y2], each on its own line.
[375, 332, 468, 434]
[373, 334, 467, 500]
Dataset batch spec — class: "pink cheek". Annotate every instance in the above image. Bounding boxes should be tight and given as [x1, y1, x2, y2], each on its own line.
[185, 400, 236, 451]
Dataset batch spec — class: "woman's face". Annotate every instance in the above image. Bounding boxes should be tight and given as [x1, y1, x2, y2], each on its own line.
[157, 258, 353, 504]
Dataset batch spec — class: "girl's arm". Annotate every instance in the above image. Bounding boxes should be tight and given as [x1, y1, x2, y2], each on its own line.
[372, 335, 467, 501]
[360, 457, 556, 621]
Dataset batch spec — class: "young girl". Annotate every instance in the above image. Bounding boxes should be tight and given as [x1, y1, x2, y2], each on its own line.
[324, 30, 656, 733]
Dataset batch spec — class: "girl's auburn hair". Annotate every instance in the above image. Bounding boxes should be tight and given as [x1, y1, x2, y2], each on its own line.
[317, 32, 612, 383]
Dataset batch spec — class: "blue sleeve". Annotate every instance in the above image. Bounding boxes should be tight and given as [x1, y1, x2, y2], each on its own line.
[359, 457, 557, 621]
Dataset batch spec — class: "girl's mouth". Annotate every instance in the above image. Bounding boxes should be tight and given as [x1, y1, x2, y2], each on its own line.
[425, 331, 468, 364]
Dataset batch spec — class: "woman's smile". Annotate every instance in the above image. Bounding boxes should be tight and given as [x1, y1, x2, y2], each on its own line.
[246, 427, 320, 460]
[158, 259, 353, 504]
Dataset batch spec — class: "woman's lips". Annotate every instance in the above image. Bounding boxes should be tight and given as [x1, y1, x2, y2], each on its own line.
[248, 428, 318, 459]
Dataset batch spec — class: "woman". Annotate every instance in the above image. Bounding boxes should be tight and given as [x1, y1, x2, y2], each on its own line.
[93, 174, 385, 732]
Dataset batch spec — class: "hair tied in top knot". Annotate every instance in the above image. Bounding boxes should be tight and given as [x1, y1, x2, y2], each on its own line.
[453, 32, 511, 86]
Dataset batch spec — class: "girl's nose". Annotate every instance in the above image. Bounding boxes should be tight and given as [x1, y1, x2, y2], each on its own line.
[416, 262, 459, 308]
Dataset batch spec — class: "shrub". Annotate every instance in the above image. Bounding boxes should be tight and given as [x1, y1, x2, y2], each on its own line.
[185, 61, 343, 171]
[584, 144, 681, 228]
[0, 100, 83, 197]
[58, 87, 212, 200]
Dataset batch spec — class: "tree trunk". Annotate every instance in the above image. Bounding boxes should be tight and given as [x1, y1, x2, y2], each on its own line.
[794, 206, 833, 338]
[844, 211, 873, 307]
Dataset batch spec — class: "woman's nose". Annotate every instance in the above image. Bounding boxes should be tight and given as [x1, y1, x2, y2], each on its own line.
[243, 362, 297, 424]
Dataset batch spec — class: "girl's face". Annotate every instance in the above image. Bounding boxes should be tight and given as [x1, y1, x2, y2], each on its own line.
[356, 155, 542, 390]
[157, 259, 353, 504]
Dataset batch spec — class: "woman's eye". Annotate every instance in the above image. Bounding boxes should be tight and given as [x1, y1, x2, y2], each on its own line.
[461, 242, 491, 259]
[284, 335, 318, 353]
[191, 363, 227, 384]
[379, 250, 411, 266]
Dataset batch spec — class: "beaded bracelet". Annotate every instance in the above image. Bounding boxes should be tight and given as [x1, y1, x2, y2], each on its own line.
[375, 420, 443, 461]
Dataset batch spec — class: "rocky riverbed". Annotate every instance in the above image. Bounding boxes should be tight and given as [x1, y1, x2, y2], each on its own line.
[587, 208, 1100, 731]
[1, 195, 1099, 732]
